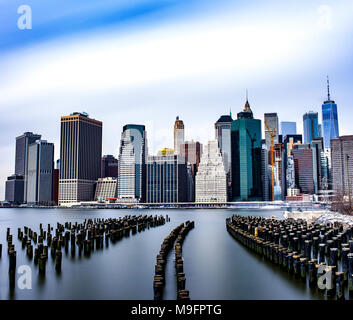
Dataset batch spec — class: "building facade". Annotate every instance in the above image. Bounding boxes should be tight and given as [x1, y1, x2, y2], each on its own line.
[59, 112, 102, 205]
[147, 154, 187, 203]
[27, 140, 54, 204]
[231, 100, 262, 201]
[117, 124, 146, 202]
[15, 132, 41, 202]
[281, 121, 297, 138]
[101, 155, 119, 178]
[195, 140, 227, 203]
[303, 111, 319, 144]
[95, 177, 118, 201]
[264, 113, 279, 151]
[331, 136, 353, 198]
[215, 114, 233, 199]
[322, 78, 339, 149]
[291, 145, 314, 195]
[174, 116, 185, 155]
[5, 174, 24, 204]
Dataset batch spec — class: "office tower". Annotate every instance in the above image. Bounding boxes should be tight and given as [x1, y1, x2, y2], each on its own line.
[179, 140, 202, 202]
[310, 138, 324, 193]
[195, 140, 227, 203]
[95, 177, 118, 201]
[231, 99, 262, 201]
[215, 114, 233, 199]
[282, 134, 302, 197]
[179, 140, 203, 175]
[291, 145, 315, 194]
[261, 143, 269, 201]
[101, 155, 119, 178]
[147, 154, 187, 203]
[303, 111, 319, 144]
[27, 140, 54, 204]
[281, 121, 297, 138]
[117, 124, 146, 202]
[318, 124, 322, 138]
[274, 142, 283, 200]
[331, 136, 353, 198]
[264, 113, 279, 151]
[15, 132, 42, 202]
[174, 116, 185, 155]
[59, 112, 102, 205]
[157, 148, 174, 156]
[322, 77, 339, 149]
[5, 174, 24, 204]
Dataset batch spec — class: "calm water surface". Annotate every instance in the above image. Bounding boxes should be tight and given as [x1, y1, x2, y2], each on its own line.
[0, 208, 323, 300]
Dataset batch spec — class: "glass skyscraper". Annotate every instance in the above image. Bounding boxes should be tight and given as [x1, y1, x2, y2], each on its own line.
[281, 121, 297, 139]
[215, 114, 233, 199]
[117, 124, 147, 202]
[303, 111, 319, 144]
[322, 78, 339, 149]
[231, 99, 262, 201]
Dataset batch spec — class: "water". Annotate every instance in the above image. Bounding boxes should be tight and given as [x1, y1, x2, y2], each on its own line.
[0, 208, 323, 300]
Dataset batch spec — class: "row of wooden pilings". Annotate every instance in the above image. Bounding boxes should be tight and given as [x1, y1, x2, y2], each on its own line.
[3, 214, 167, 288]
[226, 215, 353, 300]
[175, 220, 194, 300]
[153, 220, 194, 300]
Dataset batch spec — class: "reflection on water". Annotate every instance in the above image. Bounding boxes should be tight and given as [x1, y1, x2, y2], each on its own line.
[0, 208, 321, 300]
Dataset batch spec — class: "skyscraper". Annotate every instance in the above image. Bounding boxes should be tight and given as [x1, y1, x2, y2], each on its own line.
[264, 113, 279, 150]
[281, 121, 297, 138]
[331, 136, 353, 198]
[117, 124, 147, 202]
[26, 140, 54, 204]
[215, 114, 233, 199]
[174, 116, 185, 155]
[147, 154, 187, 203]
[291, 145, 315, 195]
[179, 140, 203, 176]
[5, 174, 24, 204]
[179, 140, 202, 202]
[303, 111, 319, 144]
[101, 155, 119, 178]
[282, 134, 302, 197]
[322, 77, 339, 149]
[195, 140, 227, 203]
[59, 112, 102, 205]
[231, 99, 262, 201]
[15, 132, 42, 202]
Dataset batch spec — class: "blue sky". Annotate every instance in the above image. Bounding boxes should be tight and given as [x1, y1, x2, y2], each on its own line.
[1, 0, 353, 199]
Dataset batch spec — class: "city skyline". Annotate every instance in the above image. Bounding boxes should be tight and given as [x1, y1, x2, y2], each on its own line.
[1, 0, 353, 199]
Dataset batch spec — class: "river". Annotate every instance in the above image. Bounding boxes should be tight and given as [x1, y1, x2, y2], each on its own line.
[0, 208, 323, 300]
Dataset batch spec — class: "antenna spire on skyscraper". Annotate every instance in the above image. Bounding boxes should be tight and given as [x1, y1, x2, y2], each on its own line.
[327, 75, 331, 101]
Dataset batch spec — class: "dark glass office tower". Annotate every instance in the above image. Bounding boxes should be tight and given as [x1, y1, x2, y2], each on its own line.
[59, 112, 102, 205]
[15, 132, 41, 202]
[231, 99, 262, 201]
[117, 124, 147, 202]
[322, 77, 339, 149]
[215, 114, 233, 199]
[27, 140, 54, 205]
[147, 154, 187, 203]
[101, 155, 119, 178]
[303, 111, 319, 144]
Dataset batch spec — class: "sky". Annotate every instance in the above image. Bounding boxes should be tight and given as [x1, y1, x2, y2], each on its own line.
[1, 0, 353, 200]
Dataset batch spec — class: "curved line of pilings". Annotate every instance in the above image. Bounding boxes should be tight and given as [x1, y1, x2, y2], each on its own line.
[174, 220, 194, 300]
[153, 220, 195, 300]
[4, 214, 168, 290]
[226, 215, 353, 300]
